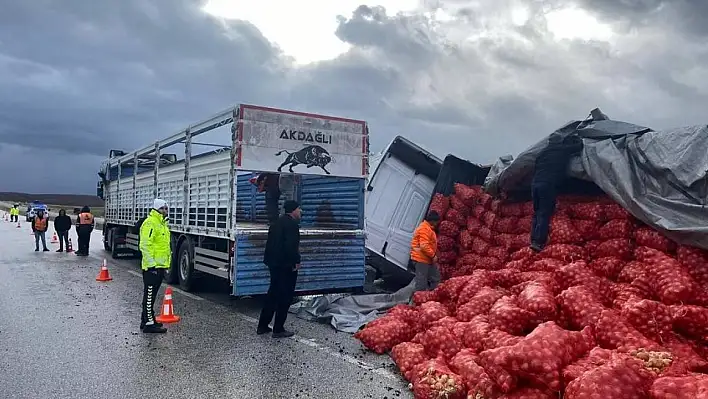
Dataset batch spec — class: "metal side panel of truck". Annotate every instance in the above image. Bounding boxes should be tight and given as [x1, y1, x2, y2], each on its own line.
[99, 104, 369, 296]
[364, 136, 442, 284]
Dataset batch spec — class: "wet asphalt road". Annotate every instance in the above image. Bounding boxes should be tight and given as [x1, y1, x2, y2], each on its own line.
[0, 217, 411, 399]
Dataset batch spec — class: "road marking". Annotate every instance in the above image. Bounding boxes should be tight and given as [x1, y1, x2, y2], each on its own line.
[124, 269, 204, 301]
[120, 263, 398, 381]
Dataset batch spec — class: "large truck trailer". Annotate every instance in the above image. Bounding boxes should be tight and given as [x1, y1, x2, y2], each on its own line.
[97, 104, 370, 296]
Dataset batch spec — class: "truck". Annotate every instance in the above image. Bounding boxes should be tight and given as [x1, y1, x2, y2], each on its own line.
[364, 136, 490, 285]
[97, 104, 370, 296]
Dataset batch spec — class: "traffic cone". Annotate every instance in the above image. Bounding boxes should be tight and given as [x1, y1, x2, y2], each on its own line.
[66, 239, 74, 253]
[156, 287, 181, 323]
[16, 221, 21, 228]
[96, 259, 112, 282]
[51, 232, 59, 244]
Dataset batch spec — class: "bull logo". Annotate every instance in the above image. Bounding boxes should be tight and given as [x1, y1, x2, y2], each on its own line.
[275, 145, 333, 174]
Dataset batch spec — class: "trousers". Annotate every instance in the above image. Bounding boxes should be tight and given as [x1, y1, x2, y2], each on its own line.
[141, 268, 165, 326]
[34, 231, 47, 250]
[530, 182, 558, 247]
[413, 261, 441, 291]
[11, 215, 18, 222]
[77, 226, 92, 254]
[258, 266, 298, 333]
[57, 231, 69, 251]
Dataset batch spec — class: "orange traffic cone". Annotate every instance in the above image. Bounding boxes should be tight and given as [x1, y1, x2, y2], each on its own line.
[66, 238, 74, 253]
[16, 221, 21, 228]
[51, 232, 59, 244]
[156, 287, 181, 323]
[96, 259, 112, 282]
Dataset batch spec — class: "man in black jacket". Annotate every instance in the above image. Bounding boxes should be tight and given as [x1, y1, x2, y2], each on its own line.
[256, 172, 281, 225]
[257, 200, 301, 338]
[53, 209, 72, 252]
[530, 133, 583, 252]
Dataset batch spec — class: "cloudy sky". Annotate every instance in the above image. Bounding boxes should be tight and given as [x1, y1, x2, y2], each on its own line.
[1, 0, 706, 194]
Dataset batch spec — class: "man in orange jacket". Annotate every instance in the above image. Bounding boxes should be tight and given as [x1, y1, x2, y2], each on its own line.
[410, 211, 441, 291]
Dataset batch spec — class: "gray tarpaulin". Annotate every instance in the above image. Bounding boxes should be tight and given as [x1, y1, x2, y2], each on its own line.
[484, 108, 708, 250]
[289, 280, 416, 333]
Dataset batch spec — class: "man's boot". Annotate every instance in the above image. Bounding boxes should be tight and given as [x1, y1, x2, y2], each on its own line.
[142, 324, 167, 334]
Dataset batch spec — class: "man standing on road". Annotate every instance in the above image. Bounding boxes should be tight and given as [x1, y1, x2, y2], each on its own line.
[257, 200, 301, 338]
[256, 172, 281, 225]
[139, 199, 170, 334]
[54, 209, 72, 252]
[410, 211, 440, 292]
[10, 204, 19, 222]
[32, 209, 50, 252]
[75, 206, 94, 256]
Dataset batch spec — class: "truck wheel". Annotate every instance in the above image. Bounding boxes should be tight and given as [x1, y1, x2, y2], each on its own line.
[110, 232, 120, 259]
[104, 228, 112, 252]
[177, 239, 196, 292]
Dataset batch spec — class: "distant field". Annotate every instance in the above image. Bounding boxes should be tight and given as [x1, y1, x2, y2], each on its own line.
[0, 192, 104, 208]
[45, 205, 105, 218]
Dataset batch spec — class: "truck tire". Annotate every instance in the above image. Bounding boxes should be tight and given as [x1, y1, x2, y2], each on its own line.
[103, 229, 111, 251]
[164, 238, 179, 284]
[110, 232, 120, 259]
[177, 239, 196, 292]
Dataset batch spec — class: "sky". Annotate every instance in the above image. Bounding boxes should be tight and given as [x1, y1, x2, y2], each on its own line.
[0, 0, 707, 194]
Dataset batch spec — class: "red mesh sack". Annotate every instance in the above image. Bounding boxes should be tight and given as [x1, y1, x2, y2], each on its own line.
[482, 211, 497, 229]
[413, 290, 438, 305]
[505, 259, 527, 270]
[477, 256, 504, 271]
[436, 276, 473, 304]
[431, 316, 460, 330]
[510, 247, 536, 263]
[518, 215, 533, 233]
[418, 325, 463, 360]
[478, 192, 493, 209]
[562, 347, 614, 383]
[517, 281, 557, 324]
[597, 219, 634, 240]
[499, 202, 525, 217]
[445, 208, 467, 227]
[648, 253, 697, 305]
[429, 193, 449, 218]
[480, 322, 595, 391]
[548, 216, 583, 244]
[572, 219, 600, 240]
[391, 342, 429, 381]
[492, 269, 527, 288]
[354, 316, 413, 354]
[650, 374, 708, 399]
[662, 335, 708, 375]
[554, 261, 614, 303]
[525, 258, 564, 272]
[671, 305, 708, 339]
[458, 252, 480, 268]
[634, 245, 666, 262]
[418, 301, 450, 326]
[556, 286, 606, 330]
[439, 220, 461, 239]
[457, 230, 472, 251]
[483, 328, 524, 351]
[488, 296, 535, 335]
[478, 355, 517, 394]
[523, 271, 561, 295]
[463, 315, 492, 352]
[588, 256, 626, 280]
[438, 250, 458, 264]
[470, 237, 491, 255]
[455, 183, 482, 207]
[618, 260, 648, 283]
[540, 244, 587, 262]
[438, 235, 456, 252]
[488, 246, 509, 263]
[477, 226, 494, 242]
[593, 238, 633, 260]
[603, 203, 632, 220]
[677, 245, 708, 285]
[449, 349, 497, 398]
[490, 199, 501, 213]
[610, 283, 645, 309]
[411, 358, 466, 399]
[456, 287, 507, 322]
[620, 298, 673, 342]
[496, 216, 521, 234]
[569, 202, 604, 221]
[634, 227, 676, 253]
[450, 195, 472, 216]
[472, 205, 486, 219]
[467, 216, 482, 232]
[451, 321, 472, 342]
[499, 388, 556, 399]
[438, 263, 455, 280]
[456, 271, 495, 306]
[594, 310, 662, 352]
[565, 353, 654, 399]
[388, 305, 425, 333]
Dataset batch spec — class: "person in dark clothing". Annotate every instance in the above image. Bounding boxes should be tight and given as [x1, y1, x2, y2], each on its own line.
[530, 133, 583, 252]
[257, 200, 302, 338]
[75, 206, 95, 256]
[256, 172, 281, 225]
[54, 209, 72, 252]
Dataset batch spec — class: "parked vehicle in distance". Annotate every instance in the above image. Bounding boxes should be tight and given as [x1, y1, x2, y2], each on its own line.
[26, 201, 49, 222]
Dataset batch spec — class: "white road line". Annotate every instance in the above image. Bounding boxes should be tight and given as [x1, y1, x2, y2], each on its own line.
[121, 265, 398, 381]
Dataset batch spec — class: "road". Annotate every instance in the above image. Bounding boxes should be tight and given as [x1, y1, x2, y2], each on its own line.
[0, 215, 410, 399]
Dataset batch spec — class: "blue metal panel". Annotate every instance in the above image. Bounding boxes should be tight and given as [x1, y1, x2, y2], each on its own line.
[235, 173, 255, 222]
[298, 176, 364, 229]
[232, 231, 366, 296]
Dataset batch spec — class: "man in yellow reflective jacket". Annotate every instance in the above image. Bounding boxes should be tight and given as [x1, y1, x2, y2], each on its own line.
[9, 204, 19, 222]
[139, 199, 171, 334]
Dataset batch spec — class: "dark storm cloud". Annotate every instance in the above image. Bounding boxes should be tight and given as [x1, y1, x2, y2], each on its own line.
[0, 0, 707, 193]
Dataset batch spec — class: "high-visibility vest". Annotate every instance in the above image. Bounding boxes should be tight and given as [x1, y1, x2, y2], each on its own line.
[79, 212, 94, 225]
[34, 217, 47, 231]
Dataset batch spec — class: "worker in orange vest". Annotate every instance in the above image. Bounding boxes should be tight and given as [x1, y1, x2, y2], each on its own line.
[75, 206, 95, 256]
[410, 211, 440, 291]
[32, 209, 50, 252]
